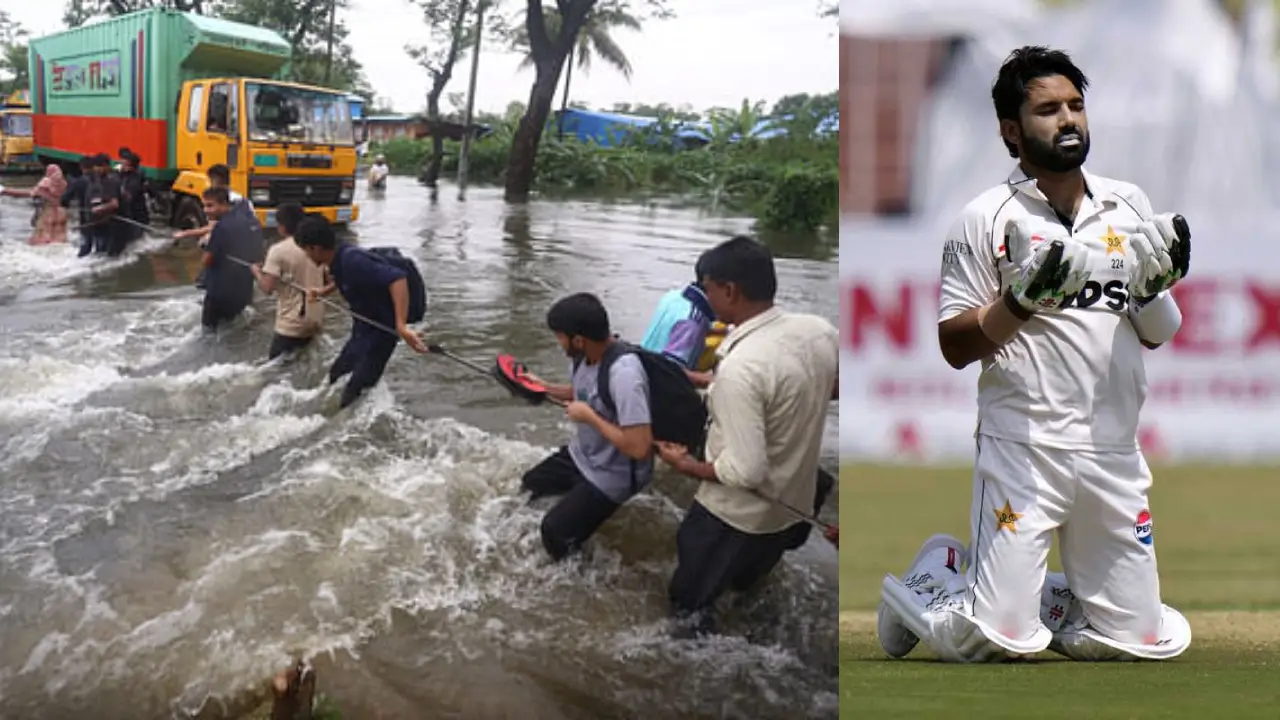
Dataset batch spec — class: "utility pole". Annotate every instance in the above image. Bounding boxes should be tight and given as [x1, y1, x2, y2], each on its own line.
[324, 0, 337, 85]
[457, 0, 486, 200]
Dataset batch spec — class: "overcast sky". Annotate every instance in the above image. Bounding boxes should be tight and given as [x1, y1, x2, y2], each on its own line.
[8, 0, 837, 115]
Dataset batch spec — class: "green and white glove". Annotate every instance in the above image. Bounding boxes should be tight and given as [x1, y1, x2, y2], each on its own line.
[1129, 213, 1191, 302]
[1002, 218, 1092, 315]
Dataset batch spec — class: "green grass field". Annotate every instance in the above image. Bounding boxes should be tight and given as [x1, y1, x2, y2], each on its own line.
[839, 464, 1280, 719]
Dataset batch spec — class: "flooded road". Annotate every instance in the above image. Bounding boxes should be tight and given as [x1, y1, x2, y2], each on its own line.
[0, 179, 840, 719]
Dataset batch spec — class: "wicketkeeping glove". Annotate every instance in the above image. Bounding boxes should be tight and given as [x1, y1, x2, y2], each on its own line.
[1129, 213, 1191, 301]
[1003, 218, 1092, 314]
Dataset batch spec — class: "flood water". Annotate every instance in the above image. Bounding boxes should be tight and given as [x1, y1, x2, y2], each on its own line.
[0, 178, 840, 720]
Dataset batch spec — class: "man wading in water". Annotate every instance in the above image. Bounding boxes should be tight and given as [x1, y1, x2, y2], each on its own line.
[199, 186, 263, 332]
[250, 203, 327, 359]
[656, 236, 840, 636]
[295, 216, 429, 407]
[175, 164, 253, 289]
[519, 293, 656, 561]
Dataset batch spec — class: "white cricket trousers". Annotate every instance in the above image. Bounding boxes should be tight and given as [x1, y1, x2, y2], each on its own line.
[967, 434, 1164, 648]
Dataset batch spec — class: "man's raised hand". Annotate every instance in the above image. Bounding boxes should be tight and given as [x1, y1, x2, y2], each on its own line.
[1129, 213, 1191, 301]
[1003, 218, 1092, 314]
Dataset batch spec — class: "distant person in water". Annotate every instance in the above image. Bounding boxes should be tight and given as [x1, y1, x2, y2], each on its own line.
[59, 156, 97, 256]
[116, 148, 150, 250]
[0, 164, 68, 245]
[86, 153, 123, 256]
[367, 155, 389, 191]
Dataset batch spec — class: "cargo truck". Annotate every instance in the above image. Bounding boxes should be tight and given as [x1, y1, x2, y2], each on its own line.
[27, 7, 360, 231]
[0, 90, 38, 174]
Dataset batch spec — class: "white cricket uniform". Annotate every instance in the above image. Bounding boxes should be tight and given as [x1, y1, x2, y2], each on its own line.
[936, 166, 1176, 654]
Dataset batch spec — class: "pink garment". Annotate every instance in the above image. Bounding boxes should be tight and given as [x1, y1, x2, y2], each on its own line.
[29, 165, 68, 245]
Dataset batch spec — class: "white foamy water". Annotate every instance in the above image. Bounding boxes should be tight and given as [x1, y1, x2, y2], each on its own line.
[0, 185, 839, 719]
[0, 229, 170, 292]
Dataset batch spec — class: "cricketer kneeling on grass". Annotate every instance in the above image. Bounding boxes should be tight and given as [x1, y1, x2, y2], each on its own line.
[878, 45, 1194, 663]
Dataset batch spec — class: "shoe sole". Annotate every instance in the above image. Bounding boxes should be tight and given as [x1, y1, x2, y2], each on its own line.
[878, 533, 967, 658]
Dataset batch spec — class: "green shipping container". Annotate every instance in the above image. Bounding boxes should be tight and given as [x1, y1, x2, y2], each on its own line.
[28, 8, 292, 179]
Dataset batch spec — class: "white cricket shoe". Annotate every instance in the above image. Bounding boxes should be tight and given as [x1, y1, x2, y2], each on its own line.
[877, 533, 967, 658]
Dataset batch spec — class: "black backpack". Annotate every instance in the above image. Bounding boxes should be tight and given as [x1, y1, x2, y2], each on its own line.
[365, 246, 427, 323]
[594, 341, 709, 457]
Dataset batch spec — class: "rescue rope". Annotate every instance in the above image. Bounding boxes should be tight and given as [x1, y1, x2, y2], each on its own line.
[109, 213, 839, 539]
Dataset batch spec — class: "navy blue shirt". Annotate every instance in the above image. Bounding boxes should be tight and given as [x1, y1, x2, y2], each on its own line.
[330, 243, 407, 337]
[205, 209, 263, 310]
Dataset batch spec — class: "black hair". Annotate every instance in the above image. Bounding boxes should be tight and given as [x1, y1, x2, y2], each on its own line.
[991, 45, 1090, 158]
[698, 235, 777, 303]
[276, 203, 305, 236]
[694, 253, 708, 285]
[202, 185, 231, 205]
[208, 164, 231, 185]
[546, 292, 611, 342]
[294, 215, 337, 250]
[91, 152, 111, 167]
[79, 155, 94, 168]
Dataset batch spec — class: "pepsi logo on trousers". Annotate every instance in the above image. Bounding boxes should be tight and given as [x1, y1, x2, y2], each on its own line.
[1134, 509, 1154, 545]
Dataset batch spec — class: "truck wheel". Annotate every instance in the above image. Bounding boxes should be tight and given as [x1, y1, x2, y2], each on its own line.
[172, 196, 206, 231]
[149, 194, 170, 224]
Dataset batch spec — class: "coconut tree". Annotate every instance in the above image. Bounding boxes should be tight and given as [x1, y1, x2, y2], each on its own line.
[512, 4, 641, 136]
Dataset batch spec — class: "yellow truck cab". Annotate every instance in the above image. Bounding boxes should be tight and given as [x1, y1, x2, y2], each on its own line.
[0, 90, 38, 174]
[28, 8, 359, 231]
[169, 77, 360, 230]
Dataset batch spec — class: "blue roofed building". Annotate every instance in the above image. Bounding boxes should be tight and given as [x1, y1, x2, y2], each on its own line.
[552, 109, 662, 147]
[552, 108, 838, 148]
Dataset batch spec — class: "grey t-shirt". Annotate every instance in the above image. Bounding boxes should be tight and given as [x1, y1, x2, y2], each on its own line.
[568, 352, 654, 503]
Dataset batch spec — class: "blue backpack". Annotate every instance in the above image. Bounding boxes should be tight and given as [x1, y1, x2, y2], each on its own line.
[365, 246, 427, 323]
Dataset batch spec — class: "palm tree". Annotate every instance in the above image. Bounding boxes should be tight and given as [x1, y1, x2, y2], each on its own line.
[513, 5, 641, 136]
[706, 99, 768, 145]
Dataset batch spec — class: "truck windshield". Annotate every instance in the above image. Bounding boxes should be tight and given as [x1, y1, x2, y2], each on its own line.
[246, 82, 354, 145]
[2, 113, 32, 137]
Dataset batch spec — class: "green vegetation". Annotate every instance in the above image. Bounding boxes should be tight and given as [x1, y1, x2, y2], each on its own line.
[840, 463, 1280, 719]
[0, 11, 27, 95]
[27, 2, 838, 234]
[372, 92, 839, 235]
[393, 0, 835, 233]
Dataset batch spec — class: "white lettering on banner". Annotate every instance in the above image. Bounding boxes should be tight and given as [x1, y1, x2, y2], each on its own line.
[845, 278, 1280, 356]
[839, 222, 1280, 461]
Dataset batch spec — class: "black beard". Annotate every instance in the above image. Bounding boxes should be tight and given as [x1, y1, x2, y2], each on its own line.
[1021, 128, 1090, 173]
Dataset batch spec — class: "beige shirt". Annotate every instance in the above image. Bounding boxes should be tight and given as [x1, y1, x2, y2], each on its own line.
[696, 307, 839, 534]
[262, 236, 326, 338]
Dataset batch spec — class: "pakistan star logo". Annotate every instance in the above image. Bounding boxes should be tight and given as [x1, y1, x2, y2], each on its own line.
[1101, 225, 1125, 256]
[994, 500, 1022, 533]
